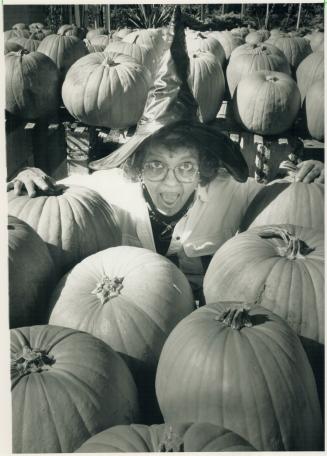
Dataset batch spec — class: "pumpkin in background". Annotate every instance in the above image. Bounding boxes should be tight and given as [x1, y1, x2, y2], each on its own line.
[12, 23, 28, 31]
[305, 78, 324, 141]
[57, 23, 86, 40]
[296, 51, 324, 103]
[245, 30, 270, 45]
[209, 30, 244, 61]
[29, 22, 44, 32]
[5, 50, 61, 120]
[105, 38, 156, 76]
[123, 28, 167, 63]
[230, 26, 252, 39]
[10, 32, 41, 52]
[4, 40, 23, 54]
[226, 43, 291, 96]
[204, 224, 324, 345]
[188, 50, 225, 123]
[186, 32, 225, 67]
[76, 422, 256, 452]
[306, 31, 324, 52]
[90, 34, 116, 51]
[239, 176, 324, 231]
[155, 302, 323, 451]
[233, 70, 300, 135]
[113, 27, 134, 40]
[62, 52, 151, 129]
[4, 28, 30, 41]
[8, 185, 121, 275]
[11, 325, 140, 453]
[37, 32, 88, 80]
[41, 28, 53, 37]
[49, 246, 195, 423]
[86, 27, 108, 41]
[265, 34, 312, 70]
[8, 216, 56, 328]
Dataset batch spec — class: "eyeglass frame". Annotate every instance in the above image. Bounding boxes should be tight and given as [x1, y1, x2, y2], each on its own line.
[141, 160, 200, 183]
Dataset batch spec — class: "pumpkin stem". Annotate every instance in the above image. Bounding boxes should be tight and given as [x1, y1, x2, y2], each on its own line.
[215, 305, 253, 330]
[196, 32, 206, 40]
[132, 35, 139, 45]
[103, 56, 119, 67]
[13, 345, 55, 375]
[92, 274, 124, 304]
[259, 227, 315, 260]
[157, 426, 184, 452]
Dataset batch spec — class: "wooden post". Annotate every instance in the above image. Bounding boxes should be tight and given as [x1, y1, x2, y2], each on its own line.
[200, 4, 204, 22]
[241, 4, 245, 19]
[74, 5, 81, 27]
[296, 3, 302, 30]
[265, 4, 269, 29]
[68, 6, 73, 24]
[106, 5, 111, 32]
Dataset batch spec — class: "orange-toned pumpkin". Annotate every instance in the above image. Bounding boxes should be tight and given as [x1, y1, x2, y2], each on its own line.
[155, 302, 323, 450]
[62, 52, 151, 129]
[76, 422, 256, 452]
[11, 325, 140, 453]
[8, 185, 121, 275]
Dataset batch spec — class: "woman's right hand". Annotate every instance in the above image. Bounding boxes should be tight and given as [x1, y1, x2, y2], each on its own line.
[6, 167, 57, 197]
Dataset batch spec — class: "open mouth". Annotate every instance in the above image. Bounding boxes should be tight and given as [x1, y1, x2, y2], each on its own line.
[160, 192, 180, 206]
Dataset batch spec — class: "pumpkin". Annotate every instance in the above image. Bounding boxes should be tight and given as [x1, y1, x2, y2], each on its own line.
[4, 40, 23, 54]
[86, 27, 108, 41]
[76, 422, 256, 452]
[296, 51, 324, 103]
[4, 29, 30, 41]
[306, 31, 324, 52]
[188, 50, 225, 122]
[230, 26, 252, 39]
[239, 176, 324, 231]
[49, 246, 195, 422]
[37, 32, 88, 80]
[186, 32, 225, 67]
[305, 78, 324, 141]
[11, 325, 140, 453]
[113, 27, 134, 40]
[245, 30, 270, 45]
[57, 23, 86, 40]
[8, 185, 121, 275]
[105, 37, 156, 76]
[8, 216, 56, 328]
[209, 31, 244, 61]
[155, 302, 323, 450]
[62, 52, 151, 129]
[90, 34, 115, 51]
[5, 49, 61, 120]
[12, 23, 28, 31]
[10, 32, 41, 52]
[204, 224, 324, 344]
[29, 22, 44, 32]
[233, 70, 301, 135]
[226, 43, 291, 96]
[123, 28, 167, 62]
[265, 34, 312, 70]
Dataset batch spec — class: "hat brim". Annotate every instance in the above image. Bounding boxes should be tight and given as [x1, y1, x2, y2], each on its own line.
[89, 121, 249, 183]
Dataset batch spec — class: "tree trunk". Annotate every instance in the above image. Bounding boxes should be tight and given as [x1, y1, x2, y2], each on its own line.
[296, 3, 302, 30]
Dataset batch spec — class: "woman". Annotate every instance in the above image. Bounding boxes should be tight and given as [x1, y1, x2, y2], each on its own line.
[7, 8, 324, 301]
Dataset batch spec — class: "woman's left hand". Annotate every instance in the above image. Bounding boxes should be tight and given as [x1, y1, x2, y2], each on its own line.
[295, 160, 324, 183]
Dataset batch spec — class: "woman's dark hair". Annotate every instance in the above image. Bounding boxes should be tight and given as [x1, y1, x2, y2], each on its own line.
[122, 122, 224, 186]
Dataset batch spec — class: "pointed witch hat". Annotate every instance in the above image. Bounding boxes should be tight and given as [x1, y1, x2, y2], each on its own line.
[89, 6, 248, 183]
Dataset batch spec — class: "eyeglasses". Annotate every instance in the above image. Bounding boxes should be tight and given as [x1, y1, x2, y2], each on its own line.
[142, 160, 199, 183]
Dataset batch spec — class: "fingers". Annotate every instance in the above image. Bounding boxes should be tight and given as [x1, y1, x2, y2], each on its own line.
[6, 181, 14, 191]
[14, 180, 23, 195]
[24, 180, 37, 198]
[295, 161, 315, 182]
[302, 167, 321, 183]
[314, 170, 325, 184]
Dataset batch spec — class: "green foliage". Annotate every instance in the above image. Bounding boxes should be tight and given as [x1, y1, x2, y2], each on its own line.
[126, 4, 173, 29]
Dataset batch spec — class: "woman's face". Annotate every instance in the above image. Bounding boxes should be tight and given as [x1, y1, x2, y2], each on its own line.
[142, 144, 200, 216]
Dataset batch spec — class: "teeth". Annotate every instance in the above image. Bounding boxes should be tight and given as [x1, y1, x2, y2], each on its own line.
[161, 193, 179, 204]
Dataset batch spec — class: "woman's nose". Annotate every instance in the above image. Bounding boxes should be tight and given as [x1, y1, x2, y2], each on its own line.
[163, 168, 179, 185]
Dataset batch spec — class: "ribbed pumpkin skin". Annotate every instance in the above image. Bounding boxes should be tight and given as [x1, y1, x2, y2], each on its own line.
[239, 178, 324, 231]
[11, 325, 140, 453]
[226, 43, 291, 96]
[155, 303, 323, 451]
[76, 422, 256, 452]
[186, 32, 225, 67]
[10, 34, 41, 52]
[8, 186, 121, 275]
[188, 51, 225, 122]
[203, 224, 324, 344]
[209, 31, 244, 60]
[245, 31, 268, 45]
[305, 31, 324, 52]
[265, 35, 312, 69]
[4, 29, 30, 41]
[37, 33, 88, 79]
[296, 51, 324, 103]
[5, 50, 61, 120]
[105, 40, 156, 75]
[86, 27, 108, 41]
[90, 34, 113, 51]
[49, 246, 195, 374]
[305, 78, 324, 141]
[8, 216, 56, 328]
[4, 40, 24, 54]
[233, 70, 300, 135]
[62, 52, 151, 129]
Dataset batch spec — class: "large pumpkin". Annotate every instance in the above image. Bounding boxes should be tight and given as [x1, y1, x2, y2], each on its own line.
[11, 325, 140, 453]
[8, 216, 56, 328]
[186, 32, 225, 67]
[8, 185, 121, 275]
[188, 50, 225, 123]
[239, 177, 324, 231]
[86, 27, 108, 41]
[305, 31, 324, 52]
[155, 302, 323, 450]
[4, 40, 23, 54]
[245, 30, 270, 45]
[105, 38, 156, 75]
[5, 50, 61, 120]
[233, 70, 301, 135]
[226, 43, 291, 96]
[62, 52, 151, 129]
[296, 51, 324, 103]
[90, 34, 115, 51]
[209, 30, 244, 61]
[265, 34, 312, 70]
[9, 32, 41, 52]
[76, 422, 256, 452]
[49, 246, 195, 422]
[57, 23, 86, 40]
[37, 32, 88, 79]
[204, 224, 324, 344]
[4, 29, 30, 42]
[305, 78, 324, 141]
